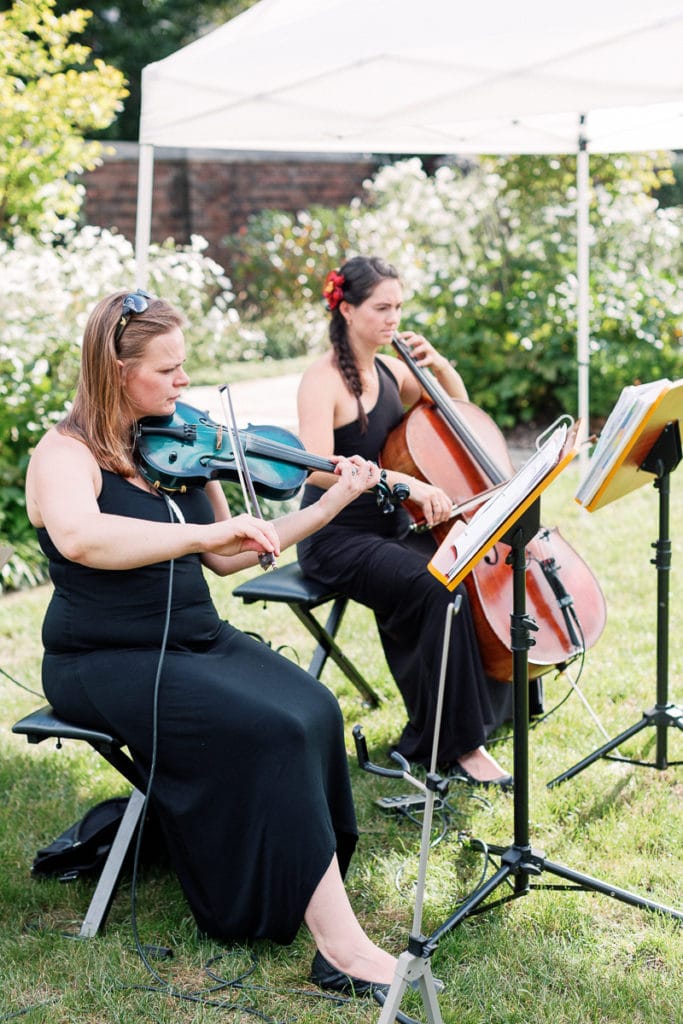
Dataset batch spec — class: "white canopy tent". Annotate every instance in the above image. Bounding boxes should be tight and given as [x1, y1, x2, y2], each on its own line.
[136, 0, 683, 444]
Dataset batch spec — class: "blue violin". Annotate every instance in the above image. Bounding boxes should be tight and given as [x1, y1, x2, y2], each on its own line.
[135, 400, 408, 510]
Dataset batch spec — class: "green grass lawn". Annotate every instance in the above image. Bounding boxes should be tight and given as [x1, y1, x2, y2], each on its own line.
[1, 463, 682, 1023]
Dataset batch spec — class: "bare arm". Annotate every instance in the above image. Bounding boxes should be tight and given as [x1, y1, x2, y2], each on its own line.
[26, 430, 280, 570]
[296, 360, 340, 492]
[200, 455, 380, 576]
[392, 332, 468, 404]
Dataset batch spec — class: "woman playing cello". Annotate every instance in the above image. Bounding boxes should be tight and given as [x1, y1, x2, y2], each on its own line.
[297, 256, 513, 786]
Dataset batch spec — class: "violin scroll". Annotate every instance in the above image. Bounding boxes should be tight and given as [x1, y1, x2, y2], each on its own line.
[375, 471, 410, 514]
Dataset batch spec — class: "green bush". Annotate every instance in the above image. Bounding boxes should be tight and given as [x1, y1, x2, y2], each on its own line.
[0, 226, 251, 591]
[228, 204, 351, 356]
[230, 156, 683, 427]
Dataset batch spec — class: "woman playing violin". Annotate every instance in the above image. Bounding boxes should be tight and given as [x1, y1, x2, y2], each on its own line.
[25, 289, 399, 996]
[297, 256, 512, 785]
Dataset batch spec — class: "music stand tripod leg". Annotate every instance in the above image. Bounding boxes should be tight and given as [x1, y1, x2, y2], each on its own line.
[376, 949, 445, 1024]
[355, 598, 464, 1024]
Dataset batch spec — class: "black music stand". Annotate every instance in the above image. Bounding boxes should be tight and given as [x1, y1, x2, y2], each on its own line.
[430, 497, 683, 926]
[360, 425, 683, 1024]
[549, 406, 682, 787]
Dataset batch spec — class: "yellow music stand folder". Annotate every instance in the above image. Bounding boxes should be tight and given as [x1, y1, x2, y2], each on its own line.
[548, 378, 683, 788]
[429, 421, 580, 591]
[575, 378, 683, 512]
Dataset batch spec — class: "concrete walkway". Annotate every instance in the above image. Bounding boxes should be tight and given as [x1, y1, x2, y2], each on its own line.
[186, 374, 302, 434]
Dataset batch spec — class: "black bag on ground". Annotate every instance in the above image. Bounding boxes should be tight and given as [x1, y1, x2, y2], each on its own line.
[32, 796, 131, 882]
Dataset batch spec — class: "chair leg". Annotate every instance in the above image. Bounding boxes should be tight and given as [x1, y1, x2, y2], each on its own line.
[289, 599, 382, 707]
[78, 787, 146, 938]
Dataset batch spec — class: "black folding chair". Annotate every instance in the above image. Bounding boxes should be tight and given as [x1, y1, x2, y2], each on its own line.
[233, 560, 383, 708]
[12, 705, 146, 938]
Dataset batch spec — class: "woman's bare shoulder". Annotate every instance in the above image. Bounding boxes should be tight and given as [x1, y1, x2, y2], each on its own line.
[376, 352, 411, 381]
[299, 352, 342, 390]
[32, 425, 88, 457]
[29, 427, 98, 480]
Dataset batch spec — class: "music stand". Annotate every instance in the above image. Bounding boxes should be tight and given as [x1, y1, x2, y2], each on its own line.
[359, 423, 683, 1024]
[549, 380, 683, 787]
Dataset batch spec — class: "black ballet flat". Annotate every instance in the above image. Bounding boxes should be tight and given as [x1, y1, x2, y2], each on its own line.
[449, 762, 514, 791]
[311, 950, 446, 996]
[310, 950, 389, 998]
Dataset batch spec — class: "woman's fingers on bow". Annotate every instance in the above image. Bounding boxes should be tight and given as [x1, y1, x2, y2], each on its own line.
[414, 482, 452, 526]
[430, 488, 453, 525]
[219, 513, 280, 557]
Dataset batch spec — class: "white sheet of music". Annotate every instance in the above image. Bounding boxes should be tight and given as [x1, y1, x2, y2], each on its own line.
[444, 425, 568, 583]
[575, 378, 672, 508]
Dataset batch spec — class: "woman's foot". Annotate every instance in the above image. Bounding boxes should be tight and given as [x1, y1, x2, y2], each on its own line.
[313, 939, 396, 988]
[311, 949, 391, 995]
[451, 745, 513, 788]
[311, 949, 446, 998]
[304, 854, 396, 989]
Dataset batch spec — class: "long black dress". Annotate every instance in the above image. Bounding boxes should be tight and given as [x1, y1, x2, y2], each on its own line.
[38, 472, 357, 945]
[297, 359, 502, 768]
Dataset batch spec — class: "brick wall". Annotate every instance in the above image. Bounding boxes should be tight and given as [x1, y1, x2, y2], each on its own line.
[82, 143, 381, 272]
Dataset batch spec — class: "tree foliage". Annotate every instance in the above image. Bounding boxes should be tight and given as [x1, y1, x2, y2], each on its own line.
[0, 1, 259, 146]
[0, 0, 127, 238]
[50, 0, 259, 140]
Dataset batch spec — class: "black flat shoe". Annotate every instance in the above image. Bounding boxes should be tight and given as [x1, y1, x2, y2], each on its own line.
[310, 950, 389, 997]
[449, 761, 514, 790]
[311, 951, 445, 1024]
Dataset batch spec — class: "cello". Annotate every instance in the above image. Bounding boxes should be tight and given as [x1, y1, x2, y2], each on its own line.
[380, 335, 607, 682]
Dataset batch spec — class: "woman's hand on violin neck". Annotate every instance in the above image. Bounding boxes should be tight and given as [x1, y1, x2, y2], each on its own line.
[398, 332, 448, 373]
[327, 456, 381, 506]
[408, 480, 453, 528]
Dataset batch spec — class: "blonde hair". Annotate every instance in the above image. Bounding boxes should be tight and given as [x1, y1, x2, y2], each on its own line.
[60, 291, 185, 475]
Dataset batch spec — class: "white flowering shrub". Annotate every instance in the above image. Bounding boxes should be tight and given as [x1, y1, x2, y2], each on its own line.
[231, 156, 683, 426]
[0, 223, 251, 590]
[350, 158, 683, 423]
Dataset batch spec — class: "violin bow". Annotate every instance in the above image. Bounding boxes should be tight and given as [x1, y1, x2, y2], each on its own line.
[408, 480, 509, 533]
[218, 384, 277, 571]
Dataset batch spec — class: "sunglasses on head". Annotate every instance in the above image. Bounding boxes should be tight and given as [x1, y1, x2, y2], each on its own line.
[114, 289, 152, 346]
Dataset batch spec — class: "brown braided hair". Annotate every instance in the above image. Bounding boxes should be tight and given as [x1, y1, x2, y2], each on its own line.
[327, 256, 400, 433]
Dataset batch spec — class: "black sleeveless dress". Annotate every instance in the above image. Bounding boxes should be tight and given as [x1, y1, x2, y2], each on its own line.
[298, 359, 501, 767]
[38, 472, 357, 945]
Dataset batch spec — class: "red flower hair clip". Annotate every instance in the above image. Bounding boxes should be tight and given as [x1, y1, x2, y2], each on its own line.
[322, 269, 345, 311]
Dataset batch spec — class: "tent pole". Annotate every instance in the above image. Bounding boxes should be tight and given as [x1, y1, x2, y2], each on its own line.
[135, 143, 155, 289]
[577, 116, 590, 478]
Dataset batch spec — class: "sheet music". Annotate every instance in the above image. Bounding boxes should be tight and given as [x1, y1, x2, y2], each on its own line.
[575, 379, 673, 507]
[444, 425, 568, 582]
